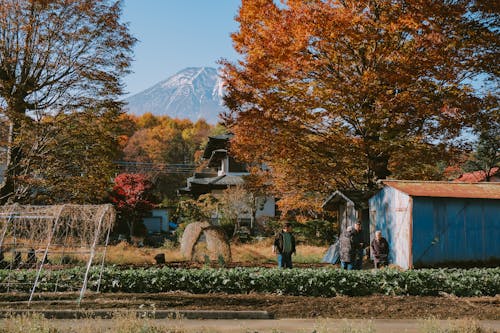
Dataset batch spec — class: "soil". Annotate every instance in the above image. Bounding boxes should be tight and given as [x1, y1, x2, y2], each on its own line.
[0, 292, 498, 320]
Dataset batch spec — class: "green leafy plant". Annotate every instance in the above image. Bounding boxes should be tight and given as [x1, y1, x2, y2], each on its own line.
[1, 267, 498, 297]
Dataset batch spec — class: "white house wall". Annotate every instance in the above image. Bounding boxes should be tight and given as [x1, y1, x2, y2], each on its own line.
[256, 196, 276, 218]
[369, 186, 412, 269]
[218, 158, 228, 176]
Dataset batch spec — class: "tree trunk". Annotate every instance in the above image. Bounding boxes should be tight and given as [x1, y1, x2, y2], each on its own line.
[0, 118, 24, 204]
[364, 134, 391, 190]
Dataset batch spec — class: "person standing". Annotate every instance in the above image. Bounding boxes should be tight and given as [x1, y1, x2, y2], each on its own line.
[273, 222, 296, 268]
[371, 230, 389, 268]
[339, 226, 355, 270]
[352, 221, 366, 270]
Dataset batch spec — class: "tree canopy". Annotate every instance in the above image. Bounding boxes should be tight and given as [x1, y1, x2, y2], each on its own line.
[24, 108, 124, 204]
[122, 114, 212, 165]
[110, 173, 155, 237]
[120, 114, 215, 201]
[221, 0, 499, 212]
[464, 123, 500, 180]
[0, 0, 135, 202]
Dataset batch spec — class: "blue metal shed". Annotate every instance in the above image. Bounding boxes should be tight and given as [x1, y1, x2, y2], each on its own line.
[369, 181, 500, 269]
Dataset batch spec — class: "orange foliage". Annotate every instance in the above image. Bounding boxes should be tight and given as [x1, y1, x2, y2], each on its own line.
[122, 114, 213, 165]
[221, 0, 497, 209]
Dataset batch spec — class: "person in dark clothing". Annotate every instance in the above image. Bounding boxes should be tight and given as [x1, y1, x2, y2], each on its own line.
[0, 248, 6, 269]
[371, 230, 389, 268]
[339, 226, 355, 270]
[273, 222, 296, 268]
[352, 221, 366, 270]
[26, 248, 37, 267]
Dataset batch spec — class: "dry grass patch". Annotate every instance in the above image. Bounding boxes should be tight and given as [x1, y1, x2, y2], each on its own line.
[231, 238, 274, 263]
[231, 238, 327, 263]
[294, 244, 328, 263]
[0, 315, 495, 333]
[0, 312, 188, 333]
[420, 318, 496, 333]
[103, 241, 184, 265]
[100, 238, 327, 266]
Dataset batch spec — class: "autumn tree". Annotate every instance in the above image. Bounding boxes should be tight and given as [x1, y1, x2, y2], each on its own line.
[111, 173, 156, 237]
[123, 115, 212, 165]
[12, 108, 124, 204]
[0, 0, 135, 202]
[122, 115, 213, 200]
[221, 0, 499, 212]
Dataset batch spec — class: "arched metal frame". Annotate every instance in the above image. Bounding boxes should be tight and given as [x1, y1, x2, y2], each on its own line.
[0, 204, 115, 306]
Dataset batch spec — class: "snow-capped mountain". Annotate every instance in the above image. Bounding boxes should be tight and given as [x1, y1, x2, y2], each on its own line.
[124, 67, 226, 124]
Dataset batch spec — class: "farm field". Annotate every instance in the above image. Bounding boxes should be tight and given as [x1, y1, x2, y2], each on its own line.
[1, 241, 498, 330]
[0, 292, 499, 320]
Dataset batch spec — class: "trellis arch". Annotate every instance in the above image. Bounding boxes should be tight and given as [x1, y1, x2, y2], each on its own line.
[0, 204, 115, 305]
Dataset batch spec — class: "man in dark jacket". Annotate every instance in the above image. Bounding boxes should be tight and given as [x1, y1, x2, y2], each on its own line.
[339, 226, 355, 270]
[352, 221, 366, 270]
[273, 222, 296, 268]
[371, 230, 389, 268]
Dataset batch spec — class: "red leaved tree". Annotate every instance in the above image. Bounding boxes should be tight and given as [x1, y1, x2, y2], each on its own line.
[111, 173, 156, 238]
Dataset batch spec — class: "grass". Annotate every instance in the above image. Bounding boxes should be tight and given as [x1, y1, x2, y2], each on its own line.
[420, 318, 494, 333]
[293, 245, 327, 263]
[0, 312, 186, 333]
[103, 241, 185, 265]
[0, 236, 327, 266]
[104, 238, 327, 266]
[0, 315, 495, 333]
[231, 238, 326, 264]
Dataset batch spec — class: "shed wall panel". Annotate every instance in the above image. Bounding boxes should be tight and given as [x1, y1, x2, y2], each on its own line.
[412, 198, 500, 265]
[369, 187, 412, 269]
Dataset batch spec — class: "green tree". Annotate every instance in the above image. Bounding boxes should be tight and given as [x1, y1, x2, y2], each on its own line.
[0, 0, 135, 202]
[464, 124, 500, 181]
[21, 109, 124, 204]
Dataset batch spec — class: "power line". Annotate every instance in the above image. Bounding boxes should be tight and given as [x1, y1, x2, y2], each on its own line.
[113, 161, 197, 174]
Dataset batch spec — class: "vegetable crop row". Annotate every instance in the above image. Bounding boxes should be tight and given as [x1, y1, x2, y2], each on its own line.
[0, 267, 498, 297]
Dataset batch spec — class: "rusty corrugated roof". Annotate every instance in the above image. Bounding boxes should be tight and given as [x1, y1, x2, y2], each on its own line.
[382, 180, 500, 199]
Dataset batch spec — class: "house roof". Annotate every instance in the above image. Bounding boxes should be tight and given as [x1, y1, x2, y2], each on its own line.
[179, 175, 245, 196]
[202, 133, 233, 159]
[322, 189, 373, 210]
[207, 149, 227, 167]
[322, 190, 355, 209]
[210, 175, 245, 186]
[454, 167, 500, 182]
[382, 180, 500, 199]
[186, 174, 244, 187]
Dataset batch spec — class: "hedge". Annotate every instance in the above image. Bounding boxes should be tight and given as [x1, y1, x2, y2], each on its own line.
[0, 267, 498, 297]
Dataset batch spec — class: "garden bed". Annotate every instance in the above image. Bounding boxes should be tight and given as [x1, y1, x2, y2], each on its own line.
[0, 292, 498, 320]
[1, 267, 498, 296]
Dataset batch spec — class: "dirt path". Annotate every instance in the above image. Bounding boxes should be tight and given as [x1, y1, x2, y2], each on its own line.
[1, 293, 499, 320]
[13, 318, 499, 333]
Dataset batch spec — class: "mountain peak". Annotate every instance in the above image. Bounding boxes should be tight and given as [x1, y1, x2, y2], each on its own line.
[125, 67, 226, 124]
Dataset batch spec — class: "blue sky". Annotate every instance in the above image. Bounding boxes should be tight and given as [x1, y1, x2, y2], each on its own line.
[122, 0, 241, 96]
